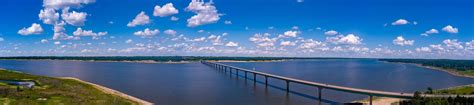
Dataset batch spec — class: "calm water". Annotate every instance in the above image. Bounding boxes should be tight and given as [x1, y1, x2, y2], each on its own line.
[0, 59, 473, 104]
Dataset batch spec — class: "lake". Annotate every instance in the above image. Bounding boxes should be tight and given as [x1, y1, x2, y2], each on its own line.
[0, 59, 473, 104]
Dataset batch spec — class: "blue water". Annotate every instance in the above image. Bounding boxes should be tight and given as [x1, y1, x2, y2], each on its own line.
[0, 59, 473, 104]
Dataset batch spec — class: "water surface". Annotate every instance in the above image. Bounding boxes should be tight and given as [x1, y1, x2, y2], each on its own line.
[0, 59, 473, 104]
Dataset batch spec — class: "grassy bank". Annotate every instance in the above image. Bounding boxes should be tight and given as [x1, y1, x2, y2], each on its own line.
[0, 69, 140, 104]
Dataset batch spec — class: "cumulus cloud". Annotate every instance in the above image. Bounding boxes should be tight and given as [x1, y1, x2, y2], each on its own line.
[443, 39, 463, 49]
[134, 28, 159, 38]
[393, 36, 414, 46]
[52, 21, 75, 40]
[327, 34, 362, 45]
[40, 39, 48, 43]
[170, 16, 179, 21]
[416, 47, 431, 52]
[421, 29, 439, 36]
[18, 23, 44, 35]
[0, 37, 4, 42]
[38, 8, 59, 25]
[280, 41, 296, 46]
[298, 39, 324, 49]
[224, 20, 232, 24]
[391, 19, 409, 25]
[442, 25, 458, 34]
[43, 0, 95, 9]
[54, 41, 61, 45]
[283, 31, 299, 37]
[127, 11, 150, 27]
[164, 29, 177, 35]
[324, 30, 338, 35]
[185, 0, 221, 27]
[73, 28, 107, 39]
[225, 41, 238, 47]
[153, 3, 179, 17]
[61, 10, 87, 26]
[466, 40, 474, 50]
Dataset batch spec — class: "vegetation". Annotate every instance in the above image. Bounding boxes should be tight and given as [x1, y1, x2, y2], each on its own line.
[380, 59, 474, 76]
[0, 70, 137, 104]
[400, 86, 474, 104]
[0, 56, 358, 62]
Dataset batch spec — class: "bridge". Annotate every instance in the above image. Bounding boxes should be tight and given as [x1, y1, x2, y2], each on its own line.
[201, 61, 474, 105]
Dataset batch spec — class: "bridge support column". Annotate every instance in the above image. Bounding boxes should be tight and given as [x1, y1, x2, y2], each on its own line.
[286, 80, 289, 93]
[369, 95, 372, 105]
[318, 87, 322, 105]
[265, 76, 268, 87]
[244, 71, 247, 79]
[253, 73, 256, 83]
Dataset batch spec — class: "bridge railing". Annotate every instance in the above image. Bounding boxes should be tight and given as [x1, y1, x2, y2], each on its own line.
[201, 61, 474, 104]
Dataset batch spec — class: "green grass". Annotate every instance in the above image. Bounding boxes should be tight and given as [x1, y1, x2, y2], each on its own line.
[0, 70, 138, 105]
[434, 86, 474, 95]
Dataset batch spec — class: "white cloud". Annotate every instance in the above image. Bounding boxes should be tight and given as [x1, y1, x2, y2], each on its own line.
[54, 41, 61, 45]
[38, 8, 59, 25]
[327, 34, 362, 45]
[164, 29, 177, 35]
[191, 37, 206, 42]
[393, 36, 414, 46]
[127, 11, 150, 27]
[18, 23, 44, 35]
[185, 0, 221, 27]
[324, 30, 338, 35]
[61, 10, 87, 26]
[283, 30, 299, 37]
[41, 39, 48, 43]
[391, 19, 409, 25]
[466, 40, 474, 50]
[73, 28, 107, 39]
[224, 20, 232, 24]
[125, 39, 133, 44]
[134, 28, 159, 38]
[443, 39, 463, 49]
[421, 29, 439, 36]
[170, 16, 179, 21]
[442, 25, 458, 34]
[225, 41, 239, 47]
[297, 0, 304, 3]
[416, 47, 431, 52]
[280, 41, 296, 46]
[298, 39, 324, 49]
[52, 21, 75, 40]
[43, 0, 95, 9]
[153, 3, 179, 17]
[0, 37, 4, 42]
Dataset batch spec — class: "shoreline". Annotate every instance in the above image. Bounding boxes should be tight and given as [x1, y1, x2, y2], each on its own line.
[380, 61, 474, 78]
[59, 77, 153, 105]
[0, 59, 286, 64]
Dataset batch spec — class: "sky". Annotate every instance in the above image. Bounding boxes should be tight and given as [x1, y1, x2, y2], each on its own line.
[0, 0, 473, 59]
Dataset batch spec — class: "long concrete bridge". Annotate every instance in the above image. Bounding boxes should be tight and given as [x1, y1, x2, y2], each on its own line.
[201, 61, 474, 105]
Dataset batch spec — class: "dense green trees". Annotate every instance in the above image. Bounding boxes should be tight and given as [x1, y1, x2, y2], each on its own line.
[380, 59, 474, 71]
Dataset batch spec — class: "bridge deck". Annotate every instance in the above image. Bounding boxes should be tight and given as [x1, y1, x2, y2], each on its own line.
[202, 61, 474, 99]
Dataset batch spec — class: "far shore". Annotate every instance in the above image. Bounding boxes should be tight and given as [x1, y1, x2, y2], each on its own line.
[0, 59, 287, 64]
[380, 61, 474, 78]
[59, 77, 153, 105]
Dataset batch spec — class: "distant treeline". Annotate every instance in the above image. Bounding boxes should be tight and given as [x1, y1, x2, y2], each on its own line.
[0, 56, 354, 62]
[379, 59, 474, 71]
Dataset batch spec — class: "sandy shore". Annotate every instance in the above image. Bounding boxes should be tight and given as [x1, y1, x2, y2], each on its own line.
[353, 97, 403, 105]
[59, 77, 153, 105]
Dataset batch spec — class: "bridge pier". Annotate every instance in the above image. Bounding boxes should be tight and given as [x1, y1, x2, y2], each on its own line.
[245, 71, 248, 79]
[286, 80, 289, 93]
[265, 76, 268, 87]
[369, 95, 373, 105]
[253, 73, 256, 83]
[318, 87, 322, 105]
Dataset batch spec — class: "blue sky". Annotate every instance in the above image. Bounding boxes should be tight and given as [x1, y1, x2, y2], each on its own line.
[0, 0, 473, 59]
